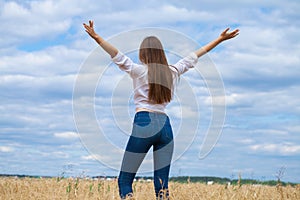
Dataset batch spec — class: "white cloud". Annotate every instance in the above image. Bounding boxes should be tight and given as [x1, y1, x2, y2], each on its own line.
[81, 155, 97, 161]
[93, 4, 215, 30]
[250, 143, 300, 155]
[0, 146, 14, 153]
[167, 105, 198, 119]
[0, 2, 67, 46]
[251, 129, 288, 135]
[238, 139, 255, 145]
[0, 46, 88, 76]
[54, 132, 79, 139]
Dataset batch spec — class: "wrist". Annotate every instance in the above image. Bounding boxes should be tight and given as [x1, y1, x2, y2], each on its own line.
[94, 35, 104, 44]
[216, 36, 224, 43]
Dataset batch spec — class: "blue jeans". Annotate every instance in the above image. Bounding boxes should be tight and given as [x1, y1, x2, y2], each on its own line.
[118, 111, 174, 199]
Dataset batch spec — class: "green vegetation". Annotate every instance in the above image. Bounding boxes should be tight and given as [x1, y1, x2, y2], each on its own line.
[0, 174, 298, 186]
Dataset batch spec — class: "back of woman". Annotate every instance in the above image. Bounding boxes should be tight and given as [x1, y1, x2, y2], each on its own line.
[83, 20, 239, 199]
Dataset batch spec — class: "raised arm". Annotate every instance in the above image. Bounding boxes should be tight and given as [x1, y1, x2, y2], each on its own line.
[83, 20, 118, 58]
[195, 28, 239, 58]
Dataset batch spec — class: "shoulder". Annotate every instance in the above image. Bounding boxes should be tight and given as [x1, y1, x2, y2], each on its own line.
[131, 64, 147, 78]
[112, 51, 145, 77]
[169, 65, 179, 74]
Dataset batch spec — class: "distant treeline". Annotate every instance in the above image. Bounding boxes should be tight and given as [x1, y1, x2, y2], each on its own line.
[167, 176, 298, 186]
[116, 176, 298, 186]
[0, 174, 52, 179]
[0, 174, 298, 186]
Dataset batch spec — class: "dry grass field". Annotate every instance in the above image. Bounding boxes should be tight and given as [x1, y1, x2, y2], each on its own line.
[0, 177, 299, 200]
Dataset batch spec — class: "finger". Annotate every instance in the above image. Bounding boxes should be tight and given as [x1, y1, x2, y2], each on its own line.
[83, 23, 89, 28]
[228, 29, 238, 35]
[83, 24, 89, 30]
[223, 27, 230, 34]
[233, 29, 239, 33]
[233, 29, 240, 37]
[231, 31, 239, 38]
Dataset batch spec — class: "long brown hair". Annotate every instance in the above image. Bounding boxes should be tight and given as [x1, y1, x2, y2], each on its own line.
[139, 36, 173, 104]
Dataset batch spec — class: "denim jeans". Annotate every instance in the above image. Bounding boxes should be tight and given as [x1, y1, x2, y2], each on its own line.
[118, 111, 174, 199]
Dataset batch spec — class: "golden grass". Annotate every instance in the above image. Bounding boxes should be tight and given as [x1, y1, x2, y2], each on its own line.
[0, 177, 299, 200]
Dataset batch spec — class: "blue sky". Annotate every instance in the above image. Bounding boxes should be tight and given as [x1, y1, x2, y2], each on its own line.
[1, 0, 300, 183]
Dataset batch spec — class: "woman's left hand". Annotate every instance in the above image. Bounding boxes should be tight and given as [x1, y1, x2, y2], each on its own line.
[83, 20, 99, 40]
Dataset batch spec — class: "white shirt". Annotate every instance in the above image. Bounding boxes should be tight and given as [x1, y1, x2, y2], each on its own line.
[112, 51, 198, 113]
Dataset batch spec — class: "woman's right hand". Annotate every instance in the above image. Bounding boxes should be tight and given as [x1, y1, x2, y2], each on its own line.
[219, 28, 240, 41]
[194, 27, 239, 58]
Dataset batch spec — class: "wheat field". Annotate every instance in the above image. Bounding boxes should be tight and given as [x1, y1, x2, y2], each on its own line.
[0, 177, 299, 200]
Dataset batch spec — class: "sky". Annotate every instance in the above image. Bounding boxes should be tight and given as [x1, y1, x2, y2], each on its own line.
[0, 0, 300, 183]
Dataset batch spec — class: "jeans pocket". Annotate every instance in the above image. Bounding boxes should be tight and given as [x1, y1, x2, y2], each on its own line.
[134, 118, 151, 127]
[134, 113, 152, 127]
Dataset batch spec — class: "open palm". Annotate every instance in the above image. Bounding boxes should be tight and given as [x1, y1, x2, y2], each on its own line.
[220, 28, 239, 41]
[83, 20, 98, 39]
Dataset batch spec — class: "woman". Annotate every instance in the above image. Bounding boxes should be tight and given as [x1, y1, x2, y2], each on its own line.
[83, 20, 239, 199]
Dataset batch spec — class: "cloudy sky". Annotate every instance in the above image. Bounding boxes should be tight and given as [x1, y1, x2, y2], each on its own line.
[1, 0, 300, 183]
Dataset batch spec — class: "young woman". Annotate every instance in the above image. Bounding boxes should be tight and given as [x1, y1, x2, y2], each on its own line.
[83, 20, 239, 199]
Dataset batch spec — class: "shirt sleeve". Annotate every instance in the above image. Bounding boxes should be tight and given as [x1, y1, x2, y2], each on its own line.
[112, 51, 134, 74]
[172, 52, 198, 75]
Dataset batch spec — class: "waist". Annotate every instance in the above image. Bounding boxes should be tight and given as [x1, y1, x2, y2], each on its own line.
[136, 107, 166, 114]
[134, 109, 170, 124]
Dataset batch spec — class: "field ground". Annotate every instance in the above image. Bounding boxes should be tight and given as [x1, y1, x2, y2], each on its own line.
[0, 177, 299, 200]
